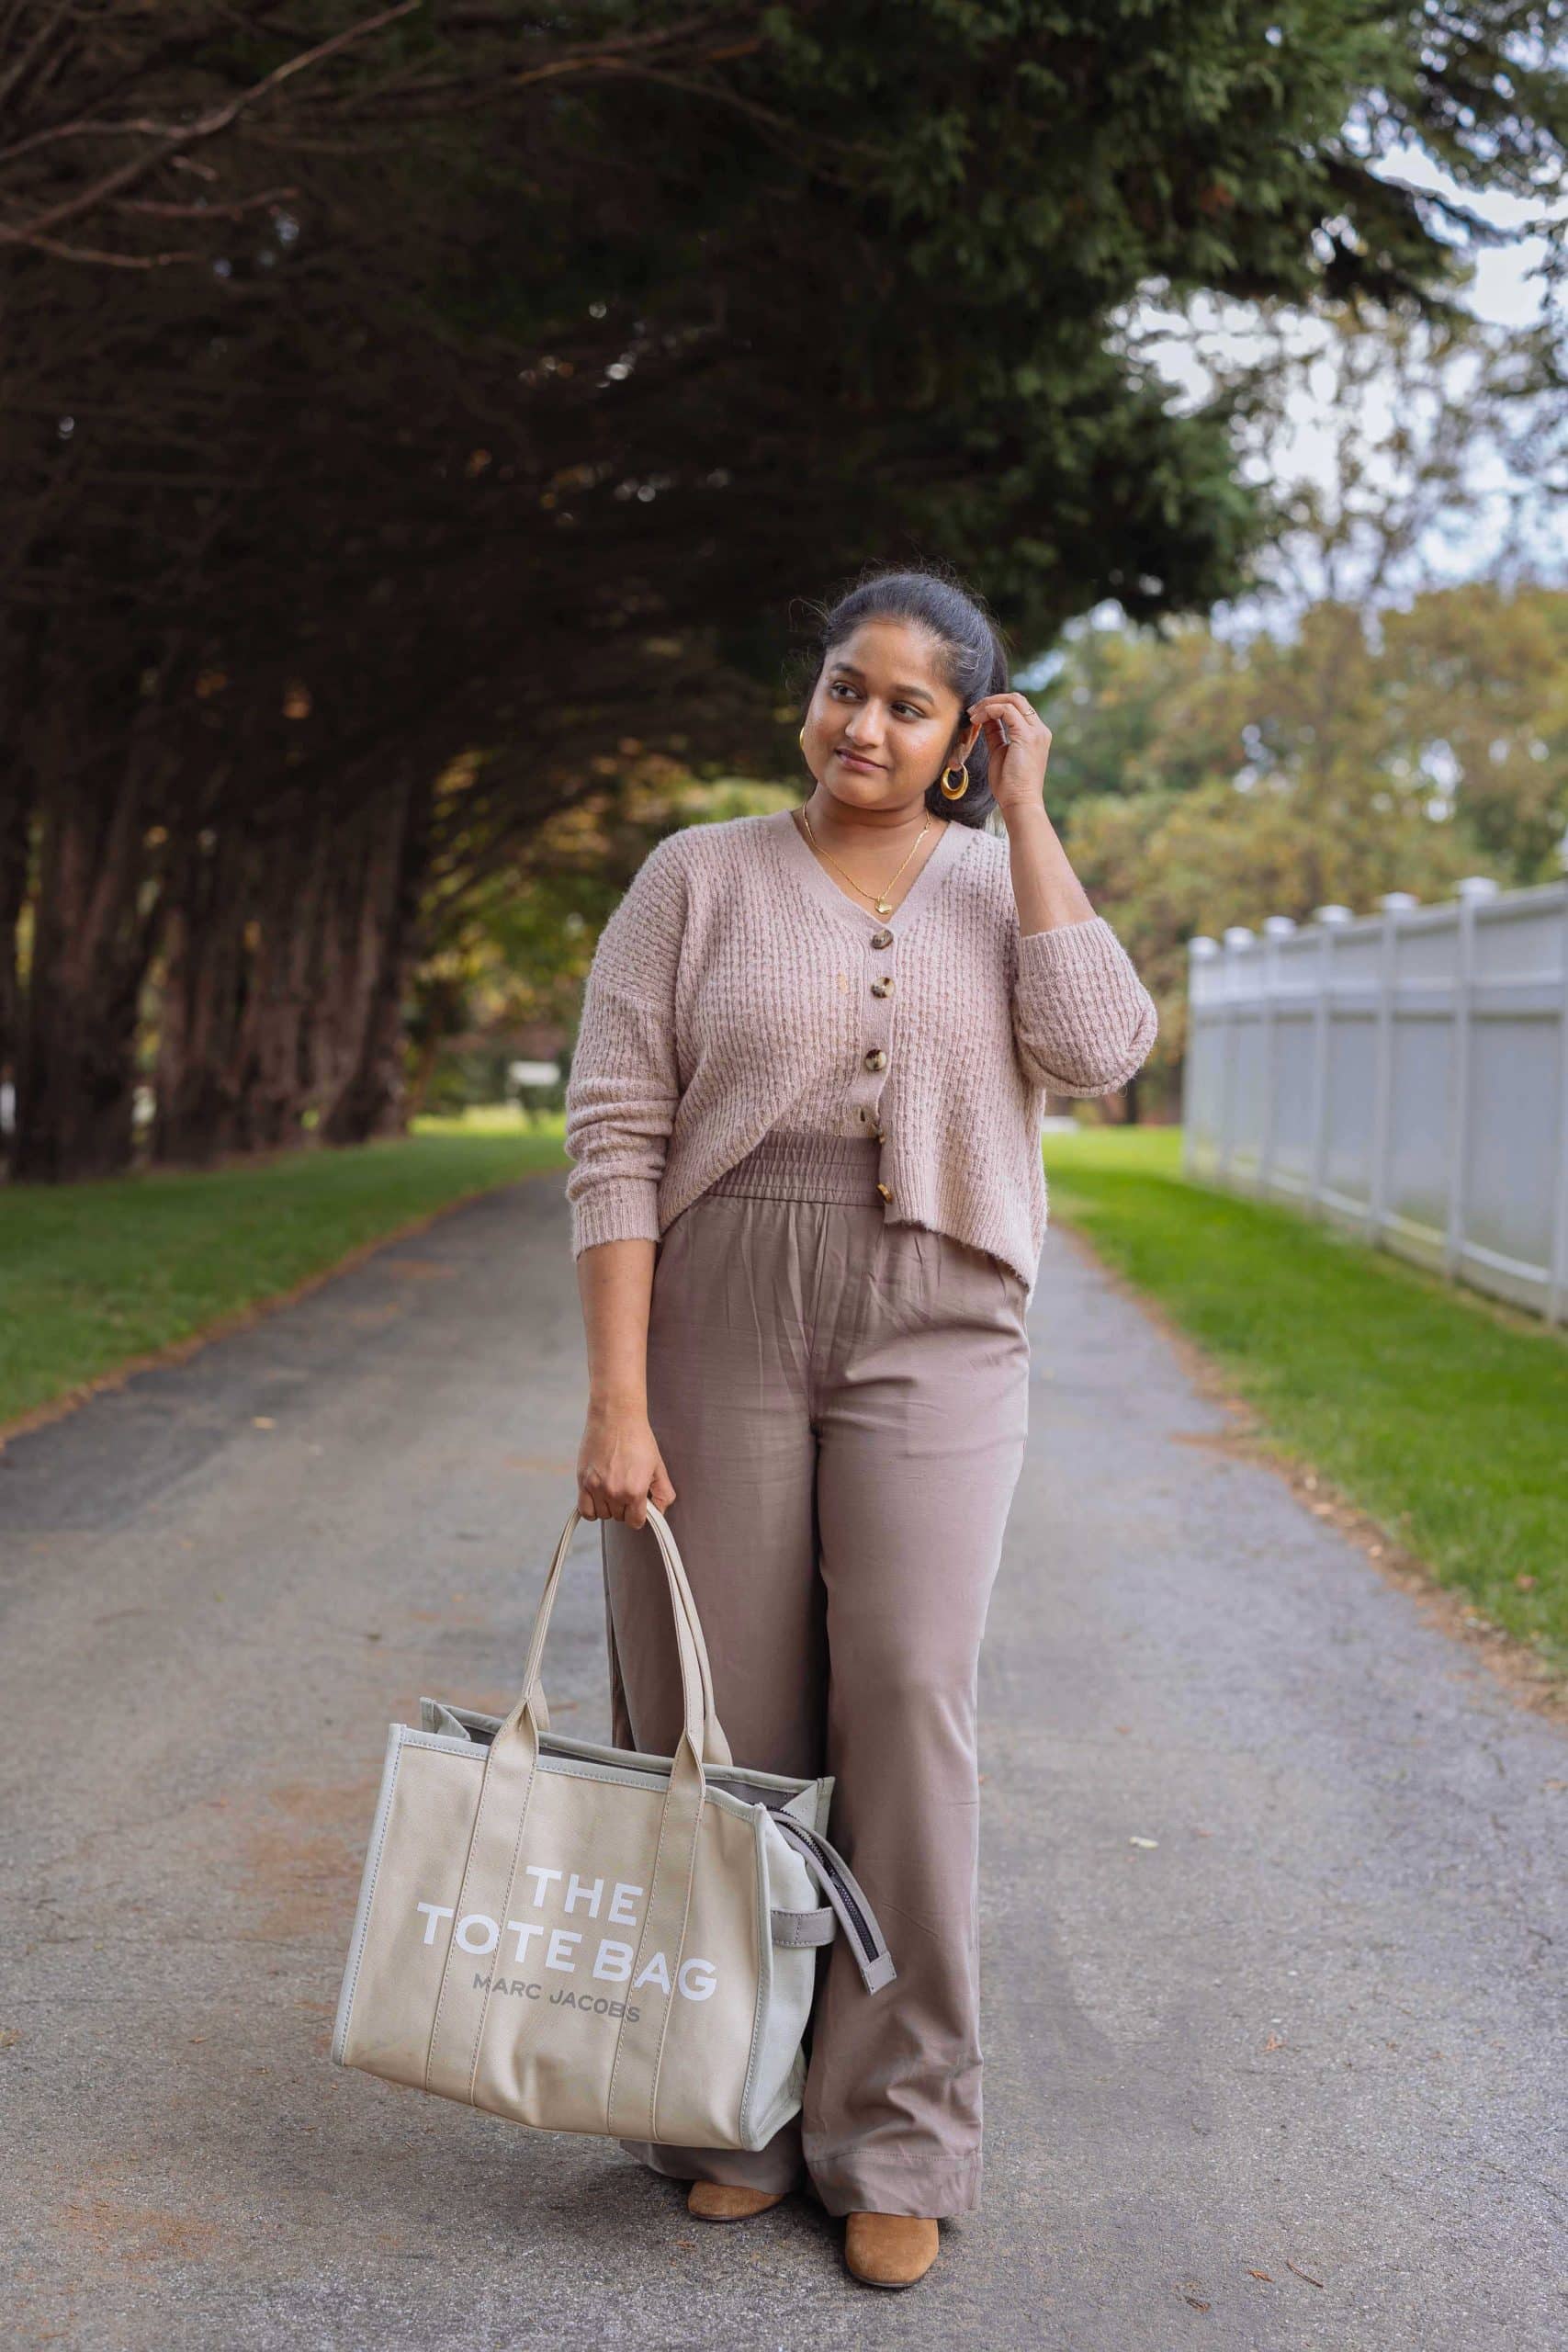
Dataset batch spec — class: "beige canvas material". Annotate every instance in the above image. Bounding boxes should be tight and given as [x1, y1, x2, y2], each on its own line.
[332, 1501, 896, 2150]
[601, 1128, 1031, 2216]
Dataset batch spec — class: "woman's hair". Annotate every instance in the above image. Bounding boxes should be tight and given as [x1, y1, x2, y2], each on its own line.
[793, 562, 1011, 830]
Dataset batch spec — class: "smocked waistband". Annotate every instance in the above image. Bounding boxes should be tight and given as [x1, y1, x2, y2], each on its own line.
[699, 1127, 886, 1206]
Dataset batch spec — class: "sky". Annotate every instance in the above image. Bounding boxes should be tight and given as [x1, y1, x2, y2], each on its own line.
[1065, 140, 1568, 654]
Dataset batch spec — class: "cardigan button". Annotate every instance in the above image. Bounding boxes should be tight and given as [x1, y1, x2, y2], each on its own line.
[870, 927, 894, 949]
[863, 1047, 888, 1071]
[870, 976, 893, 998]
[875, 1181, 893, 1203]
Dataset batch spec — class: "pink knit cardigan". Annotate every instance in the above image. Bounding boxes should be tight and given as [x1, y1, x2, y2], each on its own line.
[563, 806, 1157, 1297]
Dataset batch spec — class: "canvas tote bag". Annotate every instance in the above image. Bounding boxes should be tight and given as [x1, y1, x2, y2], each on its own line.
[332, 1500, 896, 2151]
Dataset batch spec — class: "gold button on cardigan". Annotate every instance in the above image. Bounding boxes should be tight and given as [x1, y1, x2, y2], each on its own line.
[562, 807, 1158, 1302]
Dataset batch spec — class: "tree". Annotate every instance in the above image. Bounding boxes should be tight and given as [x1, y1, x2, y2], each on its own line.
[6, 3, 1566, 1173]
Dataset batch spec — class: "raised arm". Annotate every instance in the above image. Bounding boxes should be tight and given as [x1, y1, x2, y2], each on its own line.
[964, 695, 1160, 1100]
[1010, 912, 1158, 1097]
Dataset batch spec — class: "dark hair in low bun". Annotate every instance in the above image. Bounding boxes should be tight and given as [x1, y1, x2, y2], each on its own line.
[793, 561, 1011, 830]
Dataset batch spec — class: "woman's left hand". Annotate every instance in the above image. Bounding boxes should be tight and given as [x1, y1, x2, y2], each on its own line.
[968, 691, 1053, 817]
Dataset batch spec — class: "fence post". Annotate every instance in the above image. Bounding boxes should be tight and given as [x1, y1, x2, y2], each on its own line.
[1217, 927, 1255, 1183]
[1257, 915, 1296, 1199]
[1444, 876, 1500, 1282]
[1307, 906, 1353, 1218]
[1366, 891, 1419, 1246]
[1546, 898, 1568, 1325]
[1183, 936, 1220, 1178]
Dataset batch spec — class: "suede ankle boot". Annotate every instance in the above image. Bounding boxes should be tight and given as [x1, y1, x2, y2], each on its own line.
[843, 2211, 941, 2288]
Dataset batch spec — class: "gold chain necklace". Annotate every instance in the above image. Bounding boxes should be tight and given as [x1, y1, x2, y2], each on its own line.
[797, 808, 932, 918]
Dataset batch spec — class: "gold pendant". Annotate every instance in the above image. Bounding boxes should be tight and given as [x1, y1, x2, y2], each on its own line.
[875, 898, 892, 914]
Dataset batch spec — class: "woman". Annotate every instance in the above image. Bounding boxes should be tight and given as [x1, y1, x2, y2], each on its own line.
[563, 566, 1156, 2289]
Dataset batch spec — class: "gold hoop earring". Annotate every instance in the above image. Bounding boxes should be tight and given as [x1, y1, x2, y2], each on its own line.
[940, 761, 970, 800]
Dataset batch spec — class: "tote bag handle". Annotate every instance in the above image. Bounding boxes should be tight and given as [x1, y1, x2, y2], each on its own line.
[628, 1503, 733, 1772]
[498, 1502, 732, 1771]
[519, 1502, 730, 1768]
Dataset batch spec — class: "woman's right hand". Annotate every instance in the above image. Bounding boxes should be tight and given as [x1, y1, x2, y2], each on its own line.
[577, 1400, 677, 1531]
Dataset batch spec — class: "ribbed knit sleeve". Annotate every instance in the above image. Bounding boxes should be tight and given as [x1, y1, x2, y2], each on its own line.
[563, 836, 687, 1255]
[1010, 913, 1158, 1097]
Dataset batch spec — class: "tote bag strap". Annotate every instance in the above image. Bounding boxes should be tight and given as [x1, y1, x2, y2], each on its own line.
[773, 1816, 897, 1994]
[423, 1504, 722, 2130]
[517, 1501, 733, 1769]
[537, 1506, 731, 1766]
[635, 1503, 734, 1772]
[537, 1503, 733, 1766]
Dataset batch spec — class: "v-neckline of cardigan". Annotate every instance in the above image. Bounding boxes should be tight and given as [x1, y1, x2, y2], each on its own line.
[769, 804, 972, 940]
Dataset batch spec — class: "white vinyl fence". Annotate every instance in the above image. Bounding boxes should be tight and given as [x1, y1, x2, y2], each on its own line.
[1182, 876, 1568, 1324]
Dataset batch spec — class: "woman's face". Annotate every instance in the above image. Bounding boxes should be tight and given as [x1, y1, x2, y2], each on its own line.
[802, 619, 976, 815]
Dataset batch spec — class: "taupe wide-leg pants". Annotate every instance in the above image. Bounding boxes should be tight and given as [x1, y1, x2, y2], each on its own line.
[598, 1128, 1032, 2218]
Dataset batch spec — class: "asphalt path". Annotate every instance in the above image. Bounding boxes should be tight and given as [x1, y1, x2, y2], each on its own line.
[2, 1169, 1563, 2350]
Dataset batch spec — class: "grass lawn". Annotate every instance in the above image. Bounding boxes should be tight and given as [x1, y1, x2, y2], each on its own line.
[1042, 1125, 1568, 1672]
[0, 1110, 567, 1431]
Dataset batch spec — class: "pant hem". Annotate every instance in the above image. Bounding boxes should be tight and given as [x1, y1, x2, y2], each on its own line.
[802, 2147, 983, 2219]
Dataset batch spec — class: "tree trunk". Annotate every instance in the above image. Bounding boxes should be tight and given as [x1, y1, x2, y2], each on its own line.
[14, 728, 154, 1183]
[402, 1028, 444, 1125]
[319, 771, 432, 1146]
[236, 803, 329, 1153]
[152, 815, 250, 1166]
[0, 760, 33, 1172]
